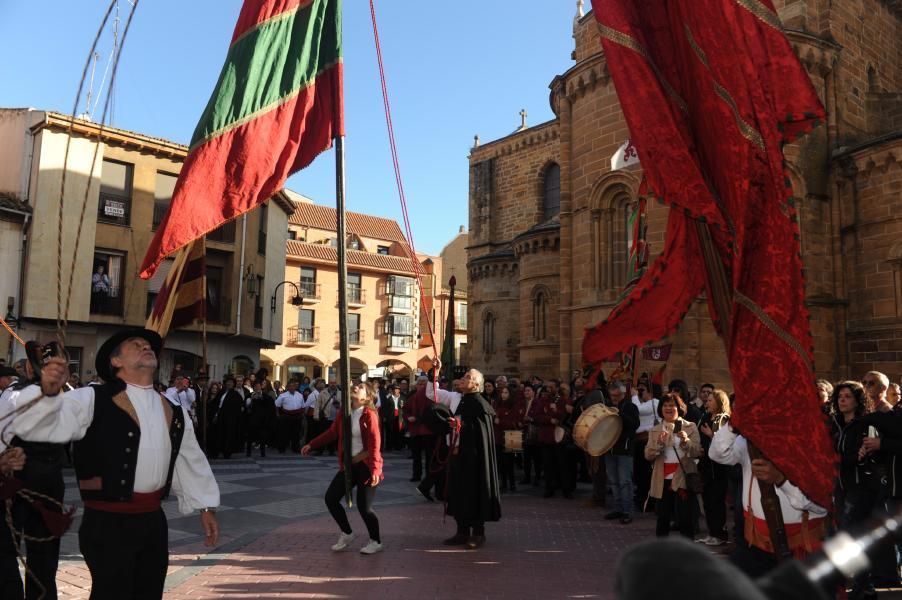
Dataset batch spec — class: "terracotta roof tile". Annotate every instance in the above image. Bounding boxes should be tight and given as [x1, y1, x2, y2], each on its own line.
[288, 202, 407, 244]
[286, 240, 416, 274]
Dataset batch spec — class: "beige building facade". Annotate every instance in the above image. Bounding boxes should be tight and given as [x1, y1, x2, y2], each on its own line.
[468, 2, 902, 386]
[0, 108, 293, 381]
[262, 196, 460, 384]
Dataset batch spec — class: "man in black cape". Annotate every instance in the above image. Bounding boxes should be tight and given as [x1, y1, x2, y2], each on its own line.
[430, 364, 501, 549]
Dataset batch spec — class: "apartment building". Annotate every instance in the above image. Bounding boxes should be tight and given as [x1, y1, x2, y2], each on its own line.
[262, 193, 452, 383]
[0, 108, 293, 380]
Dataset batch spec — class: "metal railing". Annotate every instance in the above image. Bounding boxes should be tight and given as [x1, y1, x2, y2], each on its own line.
[152, 202, 169, 230]
[90, 287, 124, 316]
[97, 192, 131, 226]
[348, 285, 365, 305]
[296, 281, 321, 300]
[335, 329, 365, 345]
[207, 298, 232, 325]
[288, 326, 319, 345]
[207, 220, 236, 243]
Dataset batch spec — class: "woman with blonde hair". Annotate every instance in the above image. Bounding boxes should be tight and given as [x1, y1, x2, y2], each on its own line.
[644, 394, 703, 538]
[303, 381, 384, 554]
[697, 389, 732, 545]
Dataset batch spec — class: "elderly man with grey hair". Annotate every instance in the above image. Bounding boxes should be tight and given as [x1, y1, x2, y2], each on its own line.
[427, 362, 501, 549]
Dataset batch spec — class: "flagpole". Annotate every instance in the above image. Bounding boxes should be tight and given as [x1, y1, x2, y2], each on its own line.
[335, 135, 353, 508]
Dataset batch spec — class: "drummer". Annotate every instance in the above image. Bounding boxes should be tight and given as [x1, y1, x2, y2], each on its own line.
[494, 386, 526, 492]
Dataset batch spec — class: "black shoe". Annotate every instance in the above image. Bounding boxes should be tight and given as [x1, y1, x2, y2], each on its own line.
[620, 516, 633, 525]
[563, 492, 573, 499]
[543, 490, 555, 498]
[416, 484, 434, 502]
[604, 511, 624, 520]
[466, 535, 486, 549]
[443, 534, 469, 546]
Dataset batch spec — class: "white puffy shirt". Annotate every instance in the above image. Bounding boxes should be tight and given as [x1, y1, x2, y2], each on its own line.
[8, 383, 220, 514]
[275, 391, 307, 411]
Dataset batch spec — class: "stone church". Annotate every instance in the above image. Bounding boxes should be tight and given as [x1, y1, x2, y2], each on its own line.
[467, 1, 902, 387]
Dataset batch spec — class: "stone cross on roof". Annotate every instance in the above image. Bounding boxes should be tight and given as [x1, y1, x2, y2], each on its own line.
[518, 108, 528, 131]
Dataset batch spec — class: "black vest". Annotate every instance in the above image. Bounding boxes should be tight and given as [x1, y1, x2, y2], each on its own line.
[73, 382, 185, 502]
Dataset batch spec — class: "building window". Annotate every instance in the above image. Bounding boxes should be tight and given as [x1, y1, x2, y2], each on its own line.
[299, 267, 317, 297]
[288, 230, 297, 241]
[456, 302, 468, 330]
[482, 311, 495, 354]
[67, 346, 83, 376]
[348, 313, 362, 344]
[153, 172, 177, 230]
[384, 315, 414, 348]
[207, 220, 236, 244]
[206, 265, 228, 324]
[348, 273, 363, 304]
[532, 290, 547, 341]
[98, 160, 133, 226]
[254, 276, 264, 329]
[258, 204, 268, 255]
[377, 245, 390, 255]
[298, 309, 315, 342]
[386, 275, 415, 311]
[91, 250, 125, 315]
[542, 163, 561, 221]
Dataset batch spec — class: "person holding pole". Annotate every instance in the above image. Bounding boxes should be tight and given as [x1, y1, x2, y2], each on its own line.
[302, 381, 383, 555]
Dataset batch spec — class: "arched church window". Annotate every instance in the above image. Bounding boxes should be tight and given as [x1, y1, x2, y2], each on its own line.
[542, 163, 561, 221]
[533, 291, 547, 341]
[482, 311, 496, 354]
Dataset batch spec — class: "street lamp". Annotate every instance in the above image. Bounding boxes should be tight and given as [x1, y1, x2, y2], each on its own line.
[271, 281, 304, 313]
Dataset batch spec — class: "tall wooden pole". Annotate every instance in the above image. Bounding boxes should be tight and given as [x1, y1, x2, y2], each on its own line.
[335, 135, 353, 507]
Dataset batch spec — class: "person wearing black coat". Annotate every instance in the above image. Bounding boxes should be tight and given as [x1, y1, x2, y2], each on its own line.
[432, 365, 501, 550]
[213, 376, 245, 459]
[245, 382, 275, 457]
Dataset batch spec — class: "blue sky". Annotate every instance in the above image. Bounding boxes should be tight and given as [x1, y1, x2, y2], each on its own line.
[0, 1, 581, 255]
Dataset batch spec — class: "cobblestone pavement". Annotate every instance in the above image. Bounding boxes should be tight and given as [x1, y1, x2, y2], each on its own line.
[42, 452, 902, 599]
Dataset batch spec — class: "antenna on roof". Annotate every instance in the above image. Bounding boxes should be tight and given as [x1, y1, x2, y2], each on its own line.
[78, 52, 101, 121]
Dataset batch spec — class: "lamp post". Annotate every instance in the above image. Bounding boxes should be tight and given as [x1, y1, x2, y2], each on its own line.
[270, 281, 304, 313]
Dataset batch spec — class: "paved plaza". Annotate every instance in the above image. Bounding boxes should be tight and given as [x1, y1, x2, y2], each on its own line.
[48, 451, 654, 599]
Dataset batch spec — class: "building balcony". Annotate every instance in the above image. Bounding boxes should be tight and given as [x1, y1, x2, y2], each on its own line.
[387, 294, 414, 314]
[385, 334, 415, 353]
[347, 285, 365, 307]
[90, 287, 124, 316]
[297, 282, 321, 304]
[206, 298, 232, 326]
[335, 329, 365, 347]
[207, 220, 236, 244]
[288, 326, 319, 346]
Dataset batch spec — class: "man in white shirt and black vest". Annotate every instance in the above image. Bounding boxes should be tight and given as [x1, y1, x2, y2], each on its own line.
[6, 328, 220, 599]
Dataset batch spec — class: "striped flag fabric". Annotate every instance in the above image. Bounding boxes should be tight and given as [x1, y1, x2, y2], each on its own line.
[145, 239, 206, 338]
[140, 0, 344, 279]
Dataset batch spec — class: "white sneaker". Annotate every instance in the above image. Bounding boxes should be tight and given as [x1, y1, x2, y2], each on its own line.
[331, 532, 356, 551]
[705, 537, 727, 546]
[359, 539, 384, 555]
[694, 535, 713, 544]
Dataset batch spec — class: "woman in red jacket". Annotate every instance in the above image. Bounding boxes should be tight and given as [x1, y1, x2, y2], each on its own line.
[302, 381, 384, 555]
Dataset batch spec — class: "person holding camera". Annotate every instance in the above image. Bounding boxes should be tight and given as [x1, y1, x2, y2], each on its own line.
[644, 394, 702, 538]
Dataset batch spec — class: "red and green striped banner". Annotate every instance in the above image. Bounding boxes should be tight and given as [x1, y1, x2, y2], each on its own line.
[141, 0, 343, 279]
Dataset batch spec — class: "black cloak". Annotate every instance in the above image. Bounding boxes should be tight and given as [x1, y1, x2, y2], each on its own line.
[446, 392, 502, 523]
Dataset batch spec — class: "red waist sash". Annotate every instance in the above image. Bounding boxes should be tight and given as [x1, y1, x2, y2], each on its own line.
[84, 489, 164, 514]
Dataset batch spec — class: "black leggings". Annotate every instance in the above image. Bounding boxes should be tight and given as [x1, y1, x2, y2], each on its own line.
[325, 463, 380, 543]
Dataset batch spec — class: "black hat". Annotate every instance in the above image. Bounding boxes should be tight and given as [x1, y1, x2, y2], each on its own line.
[95, 328, 163, 382]
[0, 366, 17, 378]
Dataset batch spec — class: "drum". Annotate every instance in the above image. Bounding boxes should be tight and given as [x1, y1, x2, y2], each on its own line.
[554, 425, 572, 444]
[503, 430, 524, 453]
[572, 404, 623, 456]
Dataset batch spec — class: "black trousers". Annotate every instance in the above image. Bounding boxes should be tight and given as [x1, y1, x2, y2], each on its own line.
[542, 444, 574, 494]
[324, 464, 380, 543]
[278, 414, 305, 453]
[498, 448, 516, 490]
[656, 484, 693, 538]
[410, 435, 434, 480]
[522, 443, 542, 482]
[0, 473, 65, 600]
[78, 508, 168, 600]
[702, 475, 729, 541]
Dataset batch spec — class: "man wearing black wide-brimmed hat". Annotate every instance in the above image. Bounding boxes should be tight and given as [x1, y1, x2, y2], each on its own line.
[5, 328, 220, 599]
